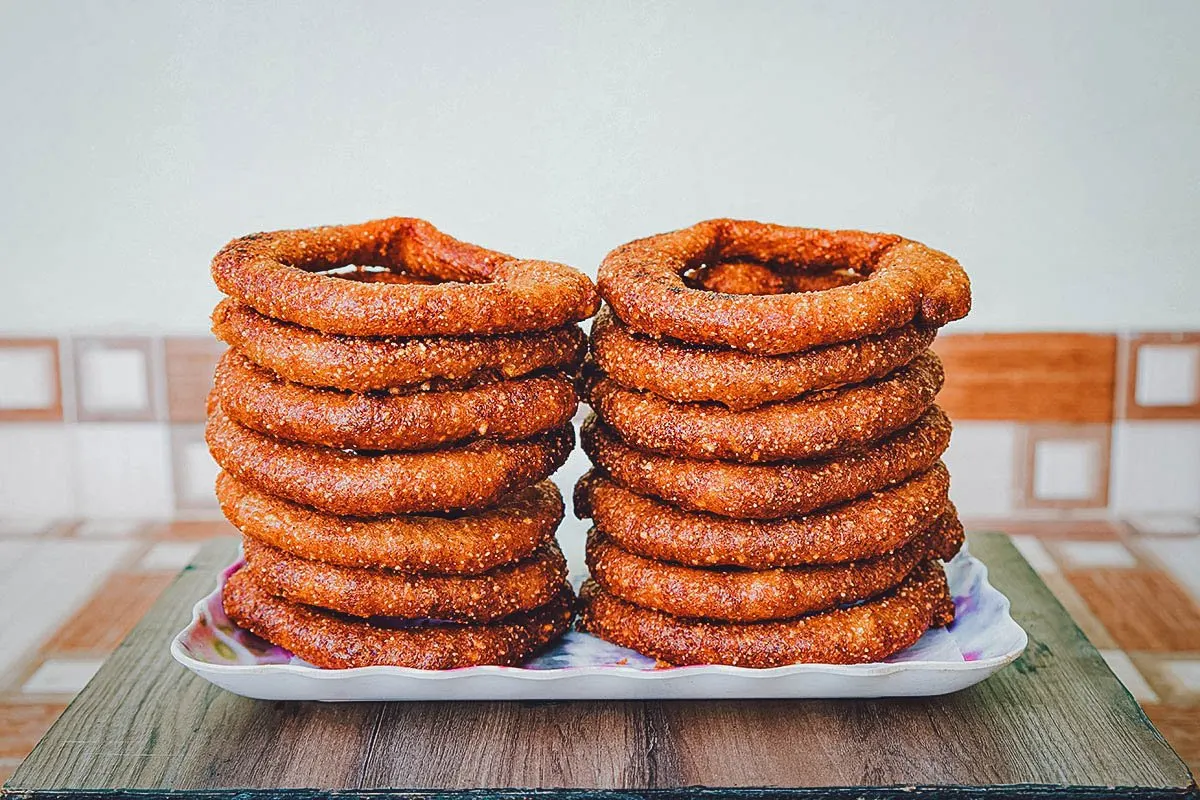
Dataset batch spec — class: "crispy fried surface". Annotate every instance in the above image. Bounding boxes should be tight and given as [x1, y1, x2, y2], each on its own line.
[219, 473, 563, 574]
[598, 219, 970, 354]
[212, 217, 598, 336]
[577, 560, 955, 667]
[575, 467, 952, 568]
[242, 536, 568, 622]
[580, 408, 951, 520]
[223, 569, 575, 669]
[215, 349, 577, 451]
[213, 300, 587, 392]
[584, 350, 943, 462]
[207, 407, 573, 516]
[590, 306, 935, 410]
[585, 511, 962, 622]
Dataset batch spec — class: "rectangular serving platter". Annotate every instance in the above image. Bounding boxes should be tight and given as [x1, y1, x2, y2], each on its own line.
[171, 543, 1027, 701]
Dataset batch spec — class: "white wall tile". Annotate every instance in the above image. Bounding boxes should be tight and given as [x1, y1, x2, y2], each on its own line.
[1139, 537, 1200, 603]
[74, 423, 173, 518]
[1056, 541, 1138, 569]
[1009, 535, 1059, 574]
[942, 422, 1016, 517]
[0, 346, 57, 410]
[1135, 343, 1200, 407]
[137, 541, 202, 572]
[1032, 439, 1099, 501]
[78, 347, 149, 413]
[171, 426, 219, 511]
[1099, 650, 1160, 703]
[21, 657, 105, 695]
[1111, 421, 1200, 513]
[0, 424, 76, 518]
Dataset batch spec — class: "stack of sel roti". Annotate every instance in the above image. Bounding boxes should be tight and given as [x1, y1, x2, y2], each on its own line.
[575, 219, 973, 667]
[204, 217, 598, 669]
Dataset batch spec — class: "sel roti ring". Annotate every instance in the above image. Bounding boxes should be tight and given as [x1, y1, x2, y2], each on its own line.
[215, 349, 577, 451]
[212, 217, 599, 336]
[598, 218, 970, 354]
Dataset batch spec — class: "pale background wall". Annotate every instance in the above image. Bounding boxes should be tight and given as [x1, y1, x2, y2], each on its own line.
[1, 0, 1198, 334]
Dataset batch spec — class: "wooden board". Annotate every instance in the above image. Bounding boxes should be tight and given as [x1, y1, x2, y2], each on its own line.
[933, 333, 1118, 423]
[4, 534, 1196, 799]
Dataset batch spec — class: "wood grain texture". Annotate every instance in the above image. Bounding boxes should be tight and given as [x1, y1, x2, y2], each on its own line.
[5, 534, 1196, 799]
[932, 333, 1118, 423]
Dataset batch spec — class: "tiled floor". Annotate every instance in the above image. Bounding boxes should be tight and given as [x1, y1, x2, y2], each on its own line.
[0, 515, 1197, 779]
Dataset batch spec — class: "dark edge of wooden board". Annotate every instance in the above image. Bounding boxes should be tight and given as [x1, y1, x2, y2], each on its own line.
[4, 533, 1197, 799]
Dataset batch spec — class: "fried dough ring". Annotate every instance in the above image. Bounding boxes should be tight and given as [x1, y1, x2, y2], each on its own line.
[212, 299, 587, 392]
[583, 350, 942, 462]
[586, 511, 962, 622]
[590, 306, 935, 410]
[215, 349, 577, 451]
[218, 472, 563, 574]
[577, 560, 955, 667]
[580, 407, 951, 519]
[242, 536, 568, 622]
[212, 217, 599, 336]
[598, 218, 970, 354]
[223, 569, 575, 669]
[574, 466, 953, 568]
[207, 408, 573, 516]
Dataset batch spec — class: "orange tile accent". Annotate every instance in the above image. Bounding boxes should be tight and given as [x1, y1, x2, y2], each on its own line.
[1038, 572, 1119, 650]
[42, 572, 174, 655]
[0, 702, 67, 759]
[0, 338, 62, 422]
[164, 336, 224, 423]
[142, 519, 236, 540]
[932, 333, 1117, 423]
[1123, 332, 1200, 420]
[1142, 704, 1200, 771]
[0, 760, 18, 785]
[1068, 569, 1200, 652]
[1016, 423, 1112, 511]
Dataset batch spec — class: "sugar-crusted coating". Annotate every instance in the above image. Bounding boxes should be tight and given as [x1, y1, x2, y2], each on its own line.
[574, 467, 952, 568]
[598, 218, 971, 354]
[218, 472, 563, 575]
[207, 406, 573, 516]
[585, 511, 962, 622]
[212, 217, 599, 337]
[590, 306, 935, 410]
[215, 348, 577, 451]
[577, 560, 955, 668]
[580, 408, 952, 520]
[242, 536, 568, 623]
[223, 569, 575, 670]
[583, 350, 943, 462]
[213, 299, 586, 392]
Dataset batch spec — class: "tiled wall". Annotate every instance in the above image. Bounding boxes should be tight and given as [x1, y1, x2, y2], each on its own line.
[0, 336, 224, 521]
[936, 332, 1200, 522]
[0, 330, 1196, 522]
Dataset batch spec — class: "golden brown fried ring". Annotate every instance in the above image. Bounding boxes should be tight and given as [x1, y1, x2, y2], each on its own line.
[577, 560, 955, 667]
[687, 261, 868, 295]
[215, 349, 578, 451]
[213, 299, 587, 392]
[586, 511, 961, 622]
[207, 407, 573, 516]
[580, 407, 951, 520]
[212, 217, 599, 336]
[590, 306, 936, 410]
[598, 218, 970, 354]
[242, 536, 568, 622]
[584, 350, 943, 462]
[575, 466, 953, 567]
[218, 472, 563, 574]
[223, 569, 575, 670]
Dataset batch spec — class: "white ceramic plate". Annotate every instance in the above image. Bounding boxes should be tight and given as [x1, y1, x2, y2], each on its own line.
[171, 544, 1026, 701]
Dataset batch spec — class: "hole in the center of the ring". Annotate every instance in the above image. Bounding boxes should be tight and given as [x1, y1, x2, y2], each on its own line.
[683, 260, 869, 296]
[318, 265, 446, 286]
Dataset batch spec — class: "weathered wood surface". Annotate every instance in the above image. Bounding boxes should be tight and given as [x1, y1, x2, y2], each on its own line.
[5, 533, 1196, 799]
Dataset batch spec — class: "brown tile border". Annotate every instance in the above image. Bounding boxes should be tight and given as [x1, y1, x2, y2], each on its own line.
[71, 336, 161, 422]
[1123, 332, 1200, 420]
[0, 338, 63, 422]
[164, 336, 223, 423]
[933, 332, 1117, 423]
[1016, 423, 1112, 511]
